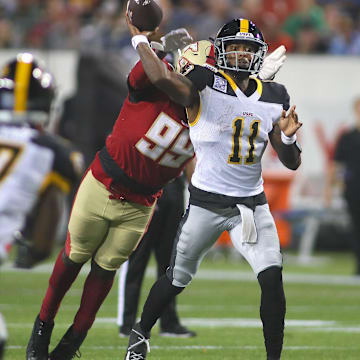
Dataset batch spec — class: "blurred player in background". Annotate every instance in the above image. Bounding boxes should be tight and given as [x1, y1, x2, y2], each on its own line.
[124, 16, 301, 360]
[0, 53, 83, 359]
[0, 54, 83, 267]
[0, 313, 6, 360]
[25, 28, 195, 360]
[326, 96, 360, 275]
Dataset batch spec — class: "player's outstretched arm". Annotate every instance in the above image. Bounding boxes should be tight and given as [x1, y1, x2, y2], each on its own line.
[20, 185, 64, 264]
[126, 14, 198, 108]
[269, 105, 302, 170]
[150, 28, 193, 53]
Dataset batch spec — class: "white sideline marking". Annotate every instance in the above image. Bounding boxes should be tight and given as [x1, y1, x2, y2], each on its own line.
[1, 263, 360, 286]
[96, 317, 336, 328]
[97, 317, 360, 333]
[5, 345, 360, 351]
[2, 303, 359, 313]
[7, 318, 360, 333]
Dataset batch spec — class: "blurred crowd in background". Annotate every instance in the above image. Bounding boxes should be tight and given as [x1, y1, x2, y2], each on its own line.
[1, 0, 360, 271]
[1, 0, 360, 55]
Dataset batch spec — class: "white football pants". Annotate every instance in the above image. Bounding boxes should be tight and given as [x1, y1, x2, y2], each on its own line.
[171, 204, 283, 287]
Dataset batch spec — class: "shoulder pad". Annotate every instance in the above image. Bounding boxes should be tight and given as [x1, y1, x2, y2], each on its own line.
[259, 81, 290, 111]
[203, 64, 217, 72]
[184, 65, 214, 91]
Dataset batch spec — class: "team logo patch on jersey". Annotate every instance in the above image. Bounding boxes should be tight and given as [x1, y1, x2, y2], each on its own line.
[213, 75, 227, 93]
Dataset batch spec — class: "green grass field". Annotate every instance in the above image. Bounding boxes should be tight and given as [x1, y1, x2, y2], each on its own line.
[1, 251, 360, 359]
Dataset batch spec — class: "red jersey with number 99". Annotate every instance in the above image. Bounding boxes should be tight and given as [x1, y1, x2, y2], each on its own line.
[91, 59, 194, 206]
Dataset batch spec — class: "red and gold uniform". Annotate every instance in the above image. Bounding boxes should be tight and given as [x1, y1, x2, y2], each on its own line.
[91, 60, 194, 207]
[67, 59, 194, 270]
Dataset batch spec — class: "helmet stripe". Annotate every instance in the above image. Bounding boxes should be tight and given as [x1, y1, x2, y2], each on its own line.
[239, 19, 249, 33]
[14, 60, 32, 112]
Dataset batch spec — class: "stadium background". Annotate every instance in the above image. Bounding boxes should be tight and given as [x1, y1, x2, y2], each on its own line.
[1, 0, 360, 359]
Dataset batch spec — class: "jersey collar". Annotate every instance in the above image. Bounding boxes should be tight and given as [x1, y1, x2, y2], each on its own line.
[218, 70, 262, 101]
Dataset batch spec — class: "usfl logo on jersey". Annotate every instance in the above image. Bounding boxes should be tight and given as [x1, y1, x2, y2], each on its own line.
[213, 75, 227, 93]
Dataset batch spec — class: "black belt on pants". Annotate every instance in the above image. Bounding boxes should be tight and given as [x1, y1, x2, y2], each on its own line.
[98, 146, 161, 196]
[189, 183, 267, 211]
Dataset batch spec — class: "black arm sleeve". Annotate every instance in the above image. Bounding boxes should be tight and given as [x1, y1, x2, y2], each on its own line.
[184, 65, 214, 92]
[260, 82, 290, 111]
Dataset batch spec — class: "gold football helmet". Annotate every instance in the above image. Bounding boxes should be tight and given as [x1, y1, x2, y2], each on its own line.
[176, 40, 214, 75]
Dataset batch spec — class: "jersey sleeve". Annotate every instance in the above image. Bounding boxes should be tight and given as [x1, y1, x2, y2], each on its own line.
[33, 134, 84, 194]
[184, 65, 214, 92]
[127, 59, 173, 103]
[333, 133, 348, 163]
[128, 60, 152, 90]
[281, 85, 290, 111]
[128, 59, 173, 90]
[260, 81, 290, 111]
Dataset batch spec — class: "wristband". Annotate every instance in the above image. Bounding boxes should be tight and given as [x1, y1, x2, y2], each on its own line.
[131, 35, 149, 50]
[281, 131, 296, 145]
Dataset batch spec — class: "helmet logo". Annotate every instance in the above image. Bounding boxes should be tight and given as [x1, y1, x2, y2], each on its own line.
[236, 32, 254, 38]
[134, 0, 151, 5]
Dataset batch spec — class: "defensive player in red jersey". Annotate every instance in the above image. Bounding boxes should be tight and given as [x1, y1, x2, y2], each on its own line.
[26, 28, 195, 360]
[26, 25, 287, 360]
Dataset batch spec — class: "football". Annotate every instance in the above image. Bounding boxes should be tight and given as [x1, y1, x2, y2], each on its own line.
[127, 0, 163, 32]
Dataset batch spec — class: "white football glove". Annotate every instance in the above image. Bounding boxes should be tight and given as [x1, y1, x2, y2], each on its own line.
[258, 45, 286, 81]
[150, 28, 193, 53]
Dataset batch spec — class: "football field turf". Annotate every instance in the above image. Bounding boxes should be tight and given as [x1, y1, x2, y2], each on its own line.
[1, 251, 360, 359]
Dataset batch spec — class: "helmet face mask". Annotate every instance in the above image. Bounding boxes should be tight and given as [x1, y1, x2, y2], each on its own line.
[214, 19, 268, 75]
[0, 53, 56, 128]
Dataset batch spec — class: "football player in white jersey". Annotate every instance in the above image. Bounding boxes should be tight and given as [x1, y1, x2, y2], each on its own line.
[0, 54, 83, 359]
[124, 17, 302, 360]
[0, 55, 83, 268]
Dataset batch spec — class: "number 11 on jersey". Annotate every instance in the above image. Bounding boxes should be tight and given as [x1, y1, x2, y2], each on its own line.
[228, 117, 260, 165]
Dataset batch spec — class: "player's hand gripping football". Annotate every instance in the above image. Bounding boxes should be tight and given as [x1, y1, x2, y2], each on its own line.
[126, 11, 158, 39]
[279, 105, 302, 137]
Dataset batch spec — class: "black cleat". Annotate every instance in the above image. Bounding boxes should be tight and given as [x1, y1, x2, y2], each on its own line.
[124, 323, 150, 360]
[159, 323, 197, 338]
[119, 325, 132, 338]
[26, 314, 54, 360]
[49, 325, 87, 360]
